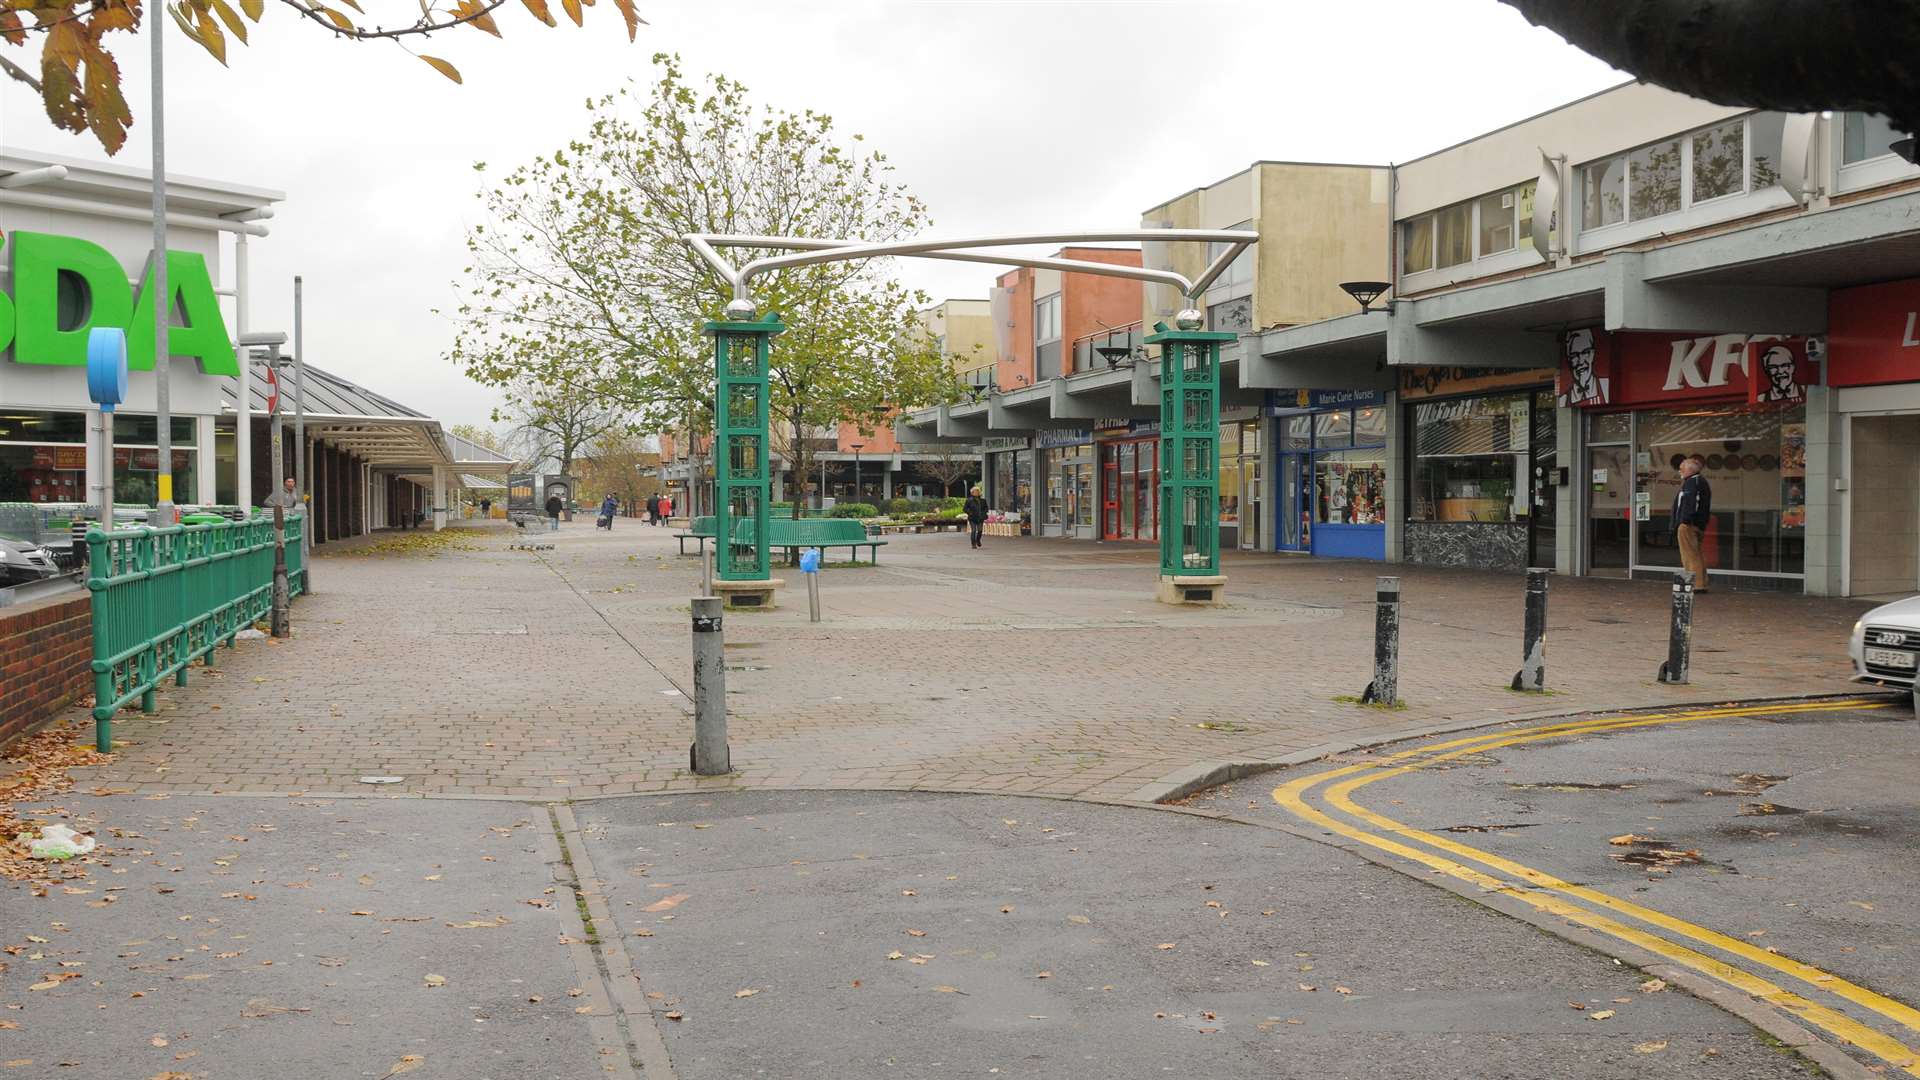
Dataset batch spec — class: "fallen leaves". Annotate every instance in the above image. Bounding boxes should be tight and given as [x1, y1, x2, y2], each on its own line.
[733, 988, 758, 998]
[240, 998, 309, 1019]
[904, 928, 927, 938]
[1640, 978, 1667, 993]
[1634, 1040, 1668, 1054]
[642, 894, 690, 913]
[423, 974, 447, 988]
[1156, 943, 1177, 951]
[931, 985, 967, 995]
[1608, 834, 1648, 846]
[663, 1011, 684, 1021]
[886, 950, 905, 961]
[1589, 1009, 1616, 1021]
[379, 1054, 425, 1078]
[1035, 971, 1052, 979]
[445, 916, 509, 929]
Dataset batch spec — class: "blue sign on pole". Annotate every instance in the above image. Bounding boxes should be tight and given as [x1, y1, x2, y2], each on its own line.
[799, 548, 822, 574]
[86, 327, 129, 412]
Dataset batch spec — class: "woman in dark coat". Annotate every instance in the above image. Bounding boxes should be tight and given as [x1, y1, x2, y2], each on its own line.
[963, 486, 988, 550]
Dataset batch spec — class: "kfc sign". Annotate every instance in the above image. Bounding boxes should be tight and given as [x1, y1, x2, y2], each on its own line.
[1829, 278, 1920, 388]
[1560, 329, 1820, 407]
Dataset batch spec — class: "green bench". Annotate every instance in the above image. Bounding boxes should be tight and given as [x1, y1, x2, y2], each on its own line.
[675, 515, 886, 564]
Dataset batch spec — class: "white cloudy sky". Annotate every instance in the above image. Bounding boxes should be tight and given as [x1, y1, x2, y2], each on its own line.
[3, 0, 1623, 430]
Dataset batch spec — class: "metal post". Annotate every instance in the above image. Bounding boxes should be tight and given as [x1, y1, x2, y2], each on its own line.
[234, 234, 251, 513]
[1512, 568, 1549, 691]
[701, 545, 713, 598]
[690, 596, 730, 775]
[97, 407, 115, 534]
[1658, 571, 1693, 684]
[293, 276, 310, 575]
[149, 7, 173, 525]
[1363, 576, 1400, 706]
[268, 351, 289, 638]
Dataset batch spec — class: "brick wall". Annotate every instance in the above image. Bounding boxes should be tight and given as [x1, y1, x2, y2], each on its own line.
[0, 593, 92, 747]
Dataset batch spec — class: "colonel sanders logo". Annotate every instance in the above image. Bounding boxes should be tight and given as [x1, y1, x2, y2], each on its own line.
[1756, 343, 1805, 403]
[1560, 328, 1609, 406]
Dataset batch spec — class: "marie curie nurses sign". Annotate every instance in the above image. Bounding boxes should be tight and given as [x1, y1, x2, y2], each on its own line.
[0, 231, 237, 376]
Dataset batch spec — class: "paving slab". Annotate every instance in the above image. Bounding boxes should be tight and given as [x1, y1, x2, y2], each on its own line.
[0, 794, 616, 1079]
[65, 520, 1872, 803]
[574, 789, 1816, 1079]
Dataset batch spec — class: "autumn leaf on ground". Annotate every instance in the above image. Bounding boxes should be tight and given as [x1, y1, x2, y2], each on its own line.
[423, 974, 446, 988]
[1640, 978, 1667, 993]
[1608, 834, 1649, 846]
[446, 916, 509, 929]
[642, 894, 689, 913]
[1589, 1009, 1616, 1020]
[932, 985, 967, 995]
[1297, 983, 1317, 992]
[1067, 915, 1091, 925]
[378, 1054, 425, 1078]
[1634, 1040, 1668, 1053]
[1333, 986, 1353, 995]
[886, 950, 905, 960]
[240, 998, 309, 1019]
[1156, 943, 1176, 951]
[664, 1011, 683, 1021]
[1250, 959, 1270, 967]
[733, 988, 758, 998]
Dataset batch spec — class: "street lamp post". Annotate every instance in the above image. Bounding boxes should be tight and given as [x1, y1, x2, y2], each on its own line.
[850, 442, 864, 506]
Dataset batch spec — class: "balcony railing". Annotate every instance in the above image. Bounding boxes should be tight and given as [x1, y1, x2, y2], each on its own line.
[1070, 322, 1147, 373]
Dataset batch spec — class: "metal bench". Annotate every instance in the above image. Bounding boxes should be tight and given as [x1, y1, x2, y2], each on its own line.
[770, 517, 886, 565]
[674, 516, 716, 555]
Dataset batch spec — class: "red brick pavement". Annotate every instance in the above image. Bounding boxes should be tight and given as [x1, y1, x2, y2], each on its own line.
[66, 519, 1877, 802]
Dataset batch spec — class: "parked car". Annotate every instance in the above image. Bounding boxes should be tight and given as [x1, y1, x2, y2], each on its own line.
[1849, 596, 1920, 689]
[0, 536, 62, 587]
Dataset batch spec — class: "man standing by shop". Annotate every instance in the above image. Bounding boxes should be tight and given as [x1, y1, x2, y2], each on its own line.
[545, 491, 563, 532]
[1673, 454, 1712, 594]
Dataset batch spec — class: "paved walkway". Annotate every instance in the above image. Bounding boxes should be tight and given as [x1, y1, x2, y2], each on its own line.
[67, 519, 1875, 802]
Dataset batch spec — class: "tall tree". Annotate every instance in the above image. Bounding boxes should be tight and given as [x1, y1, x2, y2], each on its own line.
[4, 0, 642, 156]
[1502, 1, 1920, 147]
[496, 378, 628, 479]
[447, 54, 961, 519]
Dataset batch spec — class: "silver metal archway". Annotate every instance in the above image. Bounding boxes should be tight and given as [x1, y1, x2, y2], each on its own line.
[683, 230, 1258, 310]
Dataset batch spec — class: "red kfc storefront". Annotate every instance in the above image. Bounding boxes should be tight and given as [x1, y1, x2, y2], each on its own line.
[1562, 328, 1815, 589]
[1829, 277, 1920, 597]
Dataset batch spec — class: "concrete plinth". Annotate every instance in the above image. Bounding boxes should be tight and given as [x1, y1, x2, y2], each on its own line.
[1156, 574, 1227, 606]
[711, 578, 786, 610]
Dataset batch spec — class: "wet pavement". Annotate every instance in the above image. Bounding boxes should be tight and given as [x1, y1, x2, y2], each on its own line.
[1230, 696, 1920, 1077]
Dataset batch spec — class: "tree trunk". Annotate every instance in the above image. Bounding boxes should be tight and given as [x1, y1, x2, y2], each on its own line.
[1502, 0, 1920, 142]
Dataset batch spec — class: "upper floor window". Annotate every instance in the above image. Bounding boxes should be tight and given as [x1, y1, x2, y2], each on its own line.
[1844, 112, 1911, 164]
[1205, 224, 1255, 293]
[1034, 294, 1061, 344]
[1580, 113, 1787, 231]
[1400, 180, 1536, 275]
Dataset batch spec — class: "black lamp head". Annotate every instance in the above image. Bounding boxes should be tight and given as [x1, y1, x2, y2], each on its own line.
[1339, 281, 1391, 313]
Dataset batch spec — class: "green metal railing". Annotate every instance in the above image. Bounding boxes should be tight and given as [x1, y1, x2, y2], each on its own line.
[87, 515, 306, 751]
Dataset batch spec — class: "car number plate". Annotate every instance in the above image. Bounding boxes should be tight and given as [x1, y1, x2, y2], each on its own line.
[1864, 646, 1916, 669]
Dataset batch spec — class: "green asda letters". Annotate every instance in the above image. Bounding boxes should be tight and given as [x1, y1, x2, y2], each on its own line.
[0, 231, 238, 376]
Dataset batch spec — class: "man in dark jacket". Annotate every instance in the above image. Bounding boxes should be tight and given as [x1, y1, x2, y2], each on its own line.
[545, 493, 563, 532]
[646, 493, 661, 526]
[1673, 454, 1712, 593]
[963, 486, 989, 550]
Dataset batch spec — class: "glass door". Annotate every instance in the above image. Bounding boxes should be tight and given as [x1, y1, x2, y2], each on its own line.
[1586, 442, 1633, 576]
[1277, 452, 1307, 551]
[1243, 455, 1263, 550]
[1100, 448, 1120, 539]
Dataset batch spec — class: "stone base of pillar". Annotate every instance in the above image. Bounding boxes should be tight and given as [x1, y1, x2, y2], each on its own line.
[1155, 574, 1227, 607]
[711, 578, 786, 610]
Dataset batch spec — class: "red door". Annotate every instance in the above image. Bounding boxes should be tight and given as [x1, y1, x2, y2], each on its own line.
[1101, 450, 1120, 539]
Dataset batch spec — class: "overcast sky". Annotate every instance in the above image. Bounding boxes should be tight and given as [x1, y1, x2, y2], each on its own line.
[3, 0, 1624, 430]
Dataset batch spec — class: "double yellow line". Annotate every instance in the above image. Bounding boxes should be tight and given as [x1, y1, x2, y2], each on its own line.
[1272, 698, 1920, 1076]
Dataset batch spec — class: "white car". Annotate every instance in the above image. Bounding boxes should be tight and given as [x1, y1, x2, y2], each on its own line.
[1849, 596, 1920, 689]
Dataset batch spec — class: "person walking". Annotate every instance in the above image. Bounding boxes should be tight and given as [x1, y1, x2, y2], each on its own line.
[599, 492, 618, 530]
[963, 485, 988, 550]
[1673, 453, 1713, 593]
[661, 493, 673, 522]
[544, 491, 563, 532]
[646, 493, 661, 526]
[480, 497, 491, 518]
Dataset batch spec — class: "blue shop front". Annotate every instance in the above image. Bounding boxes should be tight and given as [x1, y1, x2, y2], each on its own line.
[1272, 388, 1387, 561]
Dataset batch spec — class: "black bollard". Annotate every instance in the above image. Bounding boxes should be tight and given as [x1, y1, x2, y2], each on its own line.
[1511, 568, 1550, 691]
[1657, 571, 1693, 684]
[1361, 576, 1400, 706]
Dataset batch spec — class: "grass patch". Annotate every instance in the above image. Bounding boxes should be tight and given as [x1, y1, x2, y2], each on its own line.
[1331, 694, 1409, 711]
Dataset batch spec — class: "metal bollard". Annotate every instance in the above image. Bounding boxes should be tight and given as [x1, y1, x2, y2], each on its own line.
[271, 503, 291, 640]
[1657, 571, 1693, 684]
[800, 547, 822, 623]
[1511, 568, 1550, 691]
[690, 596, 731, 775]
[701, 545, 714, 599]
[1361, 576, 1400, 706]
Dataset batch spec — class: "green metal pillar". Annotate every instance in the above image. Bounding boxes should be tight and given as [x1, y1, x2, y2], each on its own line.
[705, 309, 784, 585]
[1146, 318, 1236, 580]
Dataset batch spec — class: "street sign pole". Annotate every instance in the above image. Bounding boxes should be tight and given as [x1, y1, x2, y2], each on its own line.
[149, 10, 173, 524]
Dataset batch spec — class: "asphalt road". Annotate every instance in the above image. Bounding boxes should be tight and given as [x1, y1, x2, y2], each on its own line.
[1237, 695, 1919, 1078]
[574, 789, 1816, 1079]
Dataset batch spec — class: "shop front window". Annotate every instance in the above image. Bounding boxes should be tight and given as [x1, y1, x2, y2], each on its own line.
[1634, 403, 1805, 577]
[1409, 393, 1530, 523]
[1315, 448, 1386, 525]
